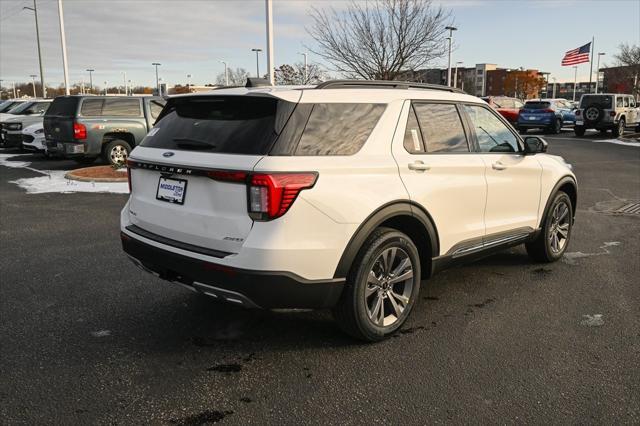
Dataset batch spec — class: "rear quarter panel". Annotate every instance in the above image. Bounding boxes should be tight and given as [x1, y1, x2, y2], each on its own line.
[536, 155, 577, 223]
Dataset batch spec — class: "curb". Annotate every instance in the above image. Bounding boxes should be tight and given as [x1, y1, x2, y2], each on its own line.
[65, 167, 128, 183]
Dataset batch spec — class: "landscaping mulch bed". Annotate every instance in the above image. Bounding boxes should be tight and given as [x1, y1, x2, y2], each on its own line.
[65, 165, 128, 182]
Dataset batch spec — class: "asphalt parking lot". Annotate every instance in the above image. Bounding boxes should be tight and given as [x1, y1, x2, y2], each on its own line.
[1, 131, 639, 424]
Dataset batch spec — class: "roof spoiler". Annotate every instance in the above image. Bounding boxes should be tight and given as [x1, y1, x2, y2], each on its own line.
[245, 78, 271, 88]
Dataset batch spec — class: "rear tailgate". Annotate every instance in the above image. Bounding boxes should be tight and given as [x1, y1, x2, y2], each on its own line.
[128, 147, 261, 254]
[126, 93, 299, 254]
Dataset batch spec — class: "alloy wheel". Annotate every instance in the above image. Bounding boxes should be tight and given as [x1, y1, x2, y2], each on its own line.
[365, 247, 414, 327]
[110, 145, 128, 165]
[548, 201, 570, 254]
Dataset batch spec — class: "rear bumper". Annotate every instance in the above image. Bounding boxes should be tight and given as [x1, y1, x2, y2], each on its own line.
[121, 231, 345, 309]
[46, 140, 88, 157]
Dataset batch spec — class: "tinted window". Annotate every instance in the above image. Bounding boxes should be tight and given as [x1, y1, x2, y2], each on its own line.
[464, 105, 519, 153]
[80, 99, 104, 116]
[295, 103, 385, 156]
[403, 106, 424, 153]
[580, 95, 612, 109]
[149, 100, 164, 119]
[524, 101, 551, 110]
[102, 98, 141, 116]
[140, 96, 292, 155]
[5, 102, 35, 115]
[413, 103, 469, 153]
[46, 97, 78, 117]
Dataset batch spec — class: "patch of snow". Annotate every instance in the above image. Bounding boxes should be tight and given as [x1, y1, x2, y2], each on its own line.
[594, 139, 640, 147]
[0, 153, 32, 169]
[562, 241, 621, 265]
[580, 314, 604, 327]
[10, 170, 129, 194]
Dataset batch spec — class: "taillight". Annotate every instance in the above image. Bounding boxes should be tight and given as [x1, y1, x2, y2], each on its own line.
[575, 110, 581, 116]
[609, 111, 616, 117]
[542, 108, 554, 113]
[518, 109, 524, 114]
[206, 170, 248, 183]
[248, 173, 318, 220]
[73, 122, 87, 140]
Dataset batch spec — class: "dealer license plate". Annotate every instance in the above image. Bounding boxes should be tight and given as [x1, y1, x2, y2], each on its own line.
[156, 177, 187, 205]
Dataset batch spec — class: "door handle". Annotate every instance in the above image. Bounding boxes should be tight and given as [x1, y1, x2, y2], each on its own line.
[492, 161, 507, 171]
[408, 161, 431, 171]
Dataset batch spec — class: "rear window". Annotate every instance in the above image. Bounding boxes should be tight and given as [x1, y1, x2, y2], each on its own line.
[580, 95, 612, 109]
[524, 102, 551, 110]
[294, 103, 385, 156]
[46, 97, 79, 117]
[141, 96, 292, 155]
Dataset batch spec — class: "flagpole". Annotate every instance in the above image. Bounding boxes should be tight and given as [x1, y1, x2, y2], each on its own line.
[588, 36, 594, 94]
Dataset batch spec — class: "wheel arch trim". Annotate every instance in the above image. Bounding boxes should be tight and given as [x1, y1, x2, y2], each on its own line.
[539, 175, 577, 228]
[332, 200, 440, 279]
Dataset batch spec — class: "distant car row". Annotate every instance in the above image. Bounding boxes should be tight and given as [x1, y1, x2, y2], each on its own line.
[483, 94, 639, 136]
[0, 96, 165, 165]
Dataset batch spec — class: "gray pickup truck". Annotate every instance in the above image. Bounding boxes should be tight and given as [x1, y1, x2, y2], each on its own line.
[44, 95, 165, 165]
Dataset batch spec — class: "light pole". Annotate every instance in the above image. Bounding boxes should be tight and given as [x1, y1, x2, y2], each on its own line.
[265, 0, 274, 85]
[152, 63, 161, 94]
[57, 0, 70, 95]
[251, 48, 262, 78]
[595, 52, 605, 94]
[104, 81, 108, 95]
[219, 60, 228, 86]
[298, 52, 308, 83]
[454, 61, 463, 88]
[186, 74, 192, 91]
[551, 77, 557, 98]
[12, 82, 17, 98]
[29, 74, 37, 97]
[23, 0, 46, 98]
[122, 71, 127, 95]
[572, 66, 578, 101]
[445, 26, 457, 87]
[86, 69, 94, 94]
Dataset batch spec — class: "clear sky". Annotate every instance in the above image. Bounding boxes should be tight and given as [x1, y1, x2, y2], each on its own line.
[0, 0, 638, 90]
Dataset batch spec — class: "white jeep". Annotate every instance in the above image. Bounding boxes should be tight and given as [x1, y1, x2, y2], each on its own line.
[121, 80, 577, 341]
[575, 93, 640, 137]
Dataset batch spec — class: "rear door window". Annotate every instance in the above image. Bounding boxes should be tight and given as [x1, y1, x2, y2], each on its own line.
[412, 103, 469, 153]
[294, 103, 385, 156]
[103, 99, 141, 116]
[623, 97, 629, 107]
[617, 97, 624, 108]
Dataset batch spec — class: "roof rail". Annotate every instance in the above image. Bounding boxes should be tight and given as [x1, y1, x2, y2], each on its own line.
[315, 79, 465, 94]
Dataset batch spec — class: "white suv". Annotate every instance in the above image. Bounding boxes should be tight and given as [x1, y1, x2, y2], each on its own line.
[121, 80, 577, 341]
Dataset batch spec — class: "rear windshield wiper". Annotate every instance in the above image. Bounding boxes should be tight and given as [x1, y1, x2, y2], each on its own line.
[172, 137, 217, 150]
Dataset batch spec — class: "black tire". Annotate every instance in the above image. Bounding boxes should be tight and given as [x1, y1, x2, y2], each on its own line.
[526, 192, 573, 263]
[574, 126, 585, 137]
[73, 156, 97, 165]
[102, 139, 131, 166]
[547, 118, 562, 134]
[333, 227, 422, 342]
[636, 124, 640, 133]
[611, 118, 625, 137]
[583, 105, 602, 125]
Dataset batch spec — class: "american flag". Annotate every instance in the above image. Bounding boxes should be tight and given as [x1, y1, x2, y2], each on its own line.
[561, 43, 591, 66]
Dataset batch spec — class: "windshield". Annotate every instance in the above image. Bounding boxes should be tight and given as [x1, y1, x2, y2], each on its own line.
[580, 95, 613, 109]
[5, 102, 35, 115]
[0, 101, 19, 113]
[141, 96, 295, 154]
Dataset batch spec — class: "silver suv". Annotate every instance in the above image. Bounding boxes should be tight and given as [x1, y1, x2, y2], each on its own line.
[574, 93, 640, 137]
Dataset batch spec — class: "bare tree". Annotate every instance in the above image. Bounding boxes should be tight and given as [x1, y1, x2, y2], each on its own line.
[275, 62, 328, 85]
[612, 43, 640, 98]
[215, 67, 251, 86]
[307, 0, 451, 80]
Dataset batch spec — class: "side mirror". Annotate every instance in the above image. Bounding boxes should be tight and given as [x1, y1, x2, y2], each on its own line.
[524, 136, 548, 154]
